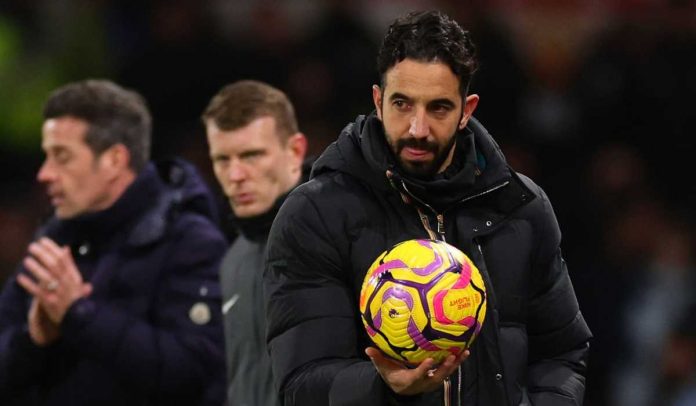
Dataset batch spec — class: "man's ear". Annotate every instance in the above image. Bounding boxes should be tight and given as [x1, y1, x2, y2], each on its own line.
[372, 85, 383, 121]
[99, 144, 132, 180]
[459, 94, 480, 130]
[286, 132, 308, 171]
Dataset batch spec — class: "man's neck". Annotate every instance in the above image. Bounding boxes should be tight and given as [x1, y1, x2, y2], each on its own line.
[98, 169, 137, 212]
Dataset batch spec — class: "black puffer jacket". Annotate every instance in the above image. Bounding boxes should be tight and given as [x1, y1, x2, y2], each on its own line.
[264, 113, 592, 406]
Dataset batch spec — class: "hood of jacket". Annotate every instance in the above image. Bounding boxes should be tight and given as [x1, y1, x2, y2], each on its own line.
[311, 112, 515, 212]
[153, 157, 221, 225]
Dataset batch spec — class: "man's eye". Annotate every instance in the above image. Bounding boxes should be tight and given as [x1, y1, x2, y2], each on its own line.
[429, 104, 455, 118]
[241, 151, 264, 161]
[54, 152, 70, 164]
[213, 156, 229, 166]
[431, 104, 452, 113]
[393, 100, 410, 110]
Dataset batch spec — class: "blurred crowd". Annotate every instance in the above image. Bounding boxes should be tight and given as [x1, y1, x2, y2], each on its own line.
[0, 0, 694, 405]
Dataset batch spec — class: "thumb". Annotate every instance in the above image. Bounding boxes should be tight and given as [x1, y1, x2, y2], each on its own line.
[81, 283, 93, 298]
[412, 357, 436, 377]
[365, 347, 381, 359]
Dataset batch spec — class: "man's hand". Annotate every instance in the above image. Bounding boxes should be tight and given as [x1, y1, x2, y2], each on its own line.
[27, 298, 60, 346]
[365, 346, 469, 396]
[17, 237, 92, 325]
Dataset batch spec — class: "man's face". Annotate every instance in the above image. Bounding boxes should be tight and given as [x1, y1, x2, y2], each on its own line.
[373, 58, 478, 178]
[206, 116, 305, 218]
[38, 117, 115, 219]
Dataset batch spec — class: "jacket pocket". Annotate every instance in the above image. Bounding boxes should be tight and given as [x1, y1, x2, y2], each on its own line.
[498, 322, 528, 405]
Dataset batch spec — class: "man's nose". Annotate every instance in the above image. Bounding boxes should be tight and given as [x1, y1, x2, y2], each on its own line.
[409, 108, 430, 138]
[228, 160, 247, 182]
[36, 160, 55, 183]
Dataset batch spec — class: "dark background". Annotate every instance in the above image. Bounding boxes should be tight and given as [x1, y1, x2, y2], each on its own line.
[1, 1, 694, 405]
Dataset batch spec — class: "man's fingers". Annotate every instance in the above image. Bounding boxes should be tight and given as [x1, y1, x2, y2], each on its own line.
[365, 347, 471, 396]
[28, 238, 83, 287]
[23, 257, 55, 287]
[41, 239, 74, 277]
[63, 247, 83, 283]
[430, 355, 457, 381]
[428, 350, 469, 381]
[39, 239, 79, 280]
[28, 242, 59, 272]
[365, 347, 380, 358]
[365, 347, 406, 370]
[17, 273, 44, 297]
[365, 347, 392, 364]
[81, 283, 93, 297]
[412, 357, 437, 377]
[38, 238, 64, 259]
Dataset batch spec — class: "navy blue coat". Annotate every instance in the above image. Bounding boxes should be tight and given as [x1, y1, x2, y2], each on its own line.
[0, 159, 227, 405]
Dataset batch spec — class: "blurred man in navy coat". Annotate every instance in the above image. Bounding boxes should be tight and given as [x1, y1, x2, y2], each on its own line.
[0, 80, 227, 405]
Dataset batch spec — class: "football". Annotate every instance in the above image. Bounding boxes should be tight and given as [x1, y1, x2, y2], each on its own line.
[359, 239, 487, 365]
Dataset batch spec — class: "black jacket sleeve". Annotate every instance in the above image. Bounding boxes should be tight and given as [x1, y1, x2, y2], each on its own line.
[526, 187, 592, 405]
[264, 190, 390, 405]
[0, 271, 48, 399]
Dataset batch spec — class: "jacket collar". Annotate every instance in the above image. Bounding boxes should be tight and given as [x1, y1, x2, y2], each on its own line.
[40, 158, 220, 248]
[230, 195, 285, 242]
[312, 112, 528, 214]
[41, 164, 163, 246]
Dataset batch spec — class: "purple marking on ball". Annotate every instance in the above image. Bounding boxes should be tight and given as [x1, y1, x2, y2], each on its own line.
[451, 260, 472, 288]
[407, 317, 439, 351]
[458, 316, 476, 328]
[373, 310, 383, 330]
[411, 249, 443, 276]
[371, 259, 408, 280]
[382, 286, 414, 310]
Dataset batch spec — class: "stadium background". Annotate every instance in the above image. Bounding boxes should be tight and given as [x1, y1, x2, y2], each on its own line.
[0, 1, 694, 405]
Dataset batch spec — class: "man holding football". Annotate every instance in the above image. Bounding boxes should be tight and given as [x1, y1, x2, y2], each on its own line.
[264, 10, 591, 406]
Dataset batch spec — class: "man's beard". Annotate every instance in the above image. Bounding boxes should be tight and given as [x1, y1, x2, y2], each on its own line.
[385, 127, 457, 180]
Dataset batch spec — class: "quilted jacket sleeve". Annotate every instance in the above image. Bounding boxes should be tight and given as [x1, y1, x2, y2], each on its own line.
[0, 268, 49, 400]
[263, 189, 392, 406]
[526, 186, 592, 406]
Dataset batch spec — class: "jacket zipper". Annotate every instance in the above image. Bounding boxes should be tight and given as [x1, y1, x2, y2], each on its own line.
[396, 180, 445, 241]
[393, 177, 510, 406]
[475, 241, 512, 405]
[416, 207, 439, 241]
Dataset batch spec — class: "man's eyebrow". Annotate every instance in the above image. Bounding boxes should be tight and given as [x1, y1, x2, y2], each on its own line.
[211, 152, 228, 160]
[43, 144, 68, 154]
[428, 98, 457, 108]
[239, 148, 265, 157]
[388, 92, 413, 102]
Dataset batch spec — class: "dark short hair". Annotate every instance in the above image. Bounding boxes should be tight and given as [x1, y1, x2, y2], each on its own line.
[201, 80, 298, 141]
[43, 79, 151, 173]
[377, 10, 478, 96]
